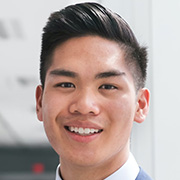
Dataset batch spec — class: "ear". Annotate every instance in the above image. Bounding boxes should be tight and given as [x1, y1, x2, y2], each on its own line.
[35, 85, 43, 121]
[134, 88, 150, 123]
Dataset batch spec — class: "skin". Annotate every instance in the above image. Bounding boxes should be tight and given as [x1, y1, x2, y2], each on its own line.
[36, 36, 150, 180]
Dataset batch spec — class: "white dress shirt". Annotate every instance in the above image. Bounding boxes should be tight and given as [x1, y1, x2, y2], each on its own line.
[55, 153, 139, 180]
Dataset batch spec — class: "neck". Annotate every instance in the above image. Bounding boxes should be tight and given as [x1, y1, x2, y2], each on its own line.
[59, 150, 130, 180]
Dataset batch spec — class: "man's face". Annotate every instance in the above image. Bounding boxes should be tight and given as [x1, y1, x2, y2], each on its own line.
[36, 36, 149, 168]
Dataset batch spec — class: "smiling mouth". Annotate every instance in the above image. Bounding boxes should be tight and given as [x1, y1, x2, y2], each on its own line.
[65, 126, 103, 136]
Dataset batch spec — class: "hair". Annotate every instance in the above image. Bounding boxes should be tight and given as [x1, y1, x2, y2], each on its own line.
[40, 2, 148, 91]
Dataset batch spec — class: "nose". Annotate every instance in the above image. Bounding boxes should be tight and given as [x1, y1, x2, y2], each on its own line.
[69, 90, 100, 115]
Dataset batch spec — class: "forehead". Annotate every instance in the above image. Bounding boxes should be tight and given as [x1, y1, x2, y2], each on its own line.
[50, 36, 127, 71]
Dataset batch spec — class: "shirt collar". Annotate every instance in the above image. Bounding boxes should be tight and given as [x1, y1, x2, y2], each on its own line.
[55, 153, 139, 180]
[104, 153, 139, 180]
[55, 164, 61, 180]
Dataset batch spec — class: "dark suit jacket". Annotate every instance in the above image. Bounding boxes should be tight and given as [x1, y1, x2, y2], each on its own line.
[135, 167, 153, 180]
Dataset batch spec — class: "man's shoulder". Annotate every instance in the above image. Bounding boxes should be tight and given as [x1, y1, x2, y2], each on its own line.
[135, 167, 153, 180]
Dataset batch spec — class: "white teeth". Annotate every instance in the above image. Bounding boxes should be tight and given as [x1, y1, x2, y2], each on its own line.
[74, 127, 78, 133]
[68, 127, 100, 135]
[84, 128, 90, 134]
[79, 128, 84, 134]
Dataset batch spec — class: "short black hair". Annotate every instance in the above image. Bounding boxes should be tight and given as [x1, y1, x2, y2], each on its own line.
[40, 2, 148, 90]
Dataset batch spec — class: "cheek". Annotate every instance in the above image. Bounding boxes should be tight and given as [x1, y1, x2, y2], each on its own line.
[104, 95, 136, 133]
[41, 94, 65, 137]
[107, 96, 135, 118]
[42, 92, 67, 120]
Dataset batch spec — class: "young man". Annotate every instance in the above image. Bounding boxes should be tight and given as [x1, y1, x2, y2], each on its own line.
[36, 2, 152, 180]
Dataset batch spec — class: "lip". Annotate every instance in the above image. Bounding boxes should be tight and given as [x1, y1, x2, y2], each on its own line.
[64, 122, 103, 143]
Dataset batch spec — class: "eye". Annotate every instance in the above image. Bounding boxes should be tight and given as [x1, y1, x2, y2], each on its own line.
[99, 84, 118, 90]
[55, 82, 75, 88]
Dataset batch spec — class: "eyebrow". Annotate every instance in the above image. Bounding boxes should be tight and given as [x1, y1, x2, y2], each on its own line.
[49, 69, 78, 78]
[49, 69, 125, 79]
[95, 70, 126, 79]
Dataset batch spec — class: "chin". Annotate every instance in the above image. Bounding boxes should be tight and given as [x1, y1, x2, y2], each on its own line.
[63, 151, 103, 167]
